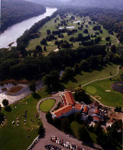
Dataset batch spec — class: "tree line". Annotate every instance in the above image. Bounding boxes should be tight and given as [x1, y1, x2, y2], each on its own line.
[0, 44, 122, 83]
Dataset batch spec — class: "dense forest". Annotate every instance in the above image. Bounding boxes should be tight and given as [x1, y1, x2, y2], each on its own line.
[27, 0, 123, 10]
[1, 0, 46, 32]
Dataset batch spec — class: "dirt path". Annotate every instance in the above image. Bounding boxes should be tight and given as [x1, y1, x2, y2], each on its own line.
[111, 35, 120, 45]
[81, 65, 120, 109]
[81, 65, 120, 88]
[32, 96, 102, 150]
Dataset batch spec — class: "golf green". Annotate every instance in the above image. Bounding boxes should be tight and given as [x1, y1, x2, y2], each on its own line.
[86, 86, 97, 94]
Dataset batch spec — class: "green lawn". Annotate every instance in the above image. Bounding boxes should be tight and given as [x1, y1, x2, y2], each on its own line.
[64, 64, 118, 90]
[83, 79, 123, 107]
[0, 89, 49, 150]
[39, 99, 55, 112]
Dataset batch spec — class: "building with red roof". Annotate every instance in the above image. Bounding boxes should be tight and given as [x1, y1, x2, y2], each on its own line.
[93, 117, 100, 122]
[83, 106, 89, 113]
[95, 108, 100, 114]
[52, 91, 82, 119]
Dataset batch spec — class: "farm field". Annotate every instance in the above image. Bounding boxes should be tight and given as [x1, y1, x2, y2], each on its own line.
[0, 89, 49, 150]
[27, 14, 118, 55]
[39, 99, 55, 112]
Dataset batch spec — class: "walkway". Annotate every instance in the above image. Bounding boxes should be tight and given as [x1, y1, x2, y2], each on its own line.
[33, 96, 101, 150]
[81, 65, 120, 88]
[82, 66, 120, 109]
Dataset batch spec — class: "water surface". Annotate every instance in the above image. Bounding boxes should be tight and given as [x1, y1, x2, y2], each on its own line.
[0, 7, 57, 48]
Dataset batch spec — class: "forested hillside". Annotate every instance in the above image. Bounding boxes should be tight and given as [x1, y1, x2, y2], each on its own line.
[70, 0, 123, 10]
[1, 0, 46, 32]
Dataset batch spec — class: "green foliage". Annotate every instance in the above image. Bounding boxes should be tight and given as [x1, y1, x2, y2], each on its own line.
[38, 125, 45, 137]
[46, 111, 53, 123]
[2, 99, 9, 107]
[29, 82, 36, 93]
[78, 125, 90, 141]
[0, 112, 4, 124]
[61, 118, 71, 133]
[43, 71, 60, 91]
[74, 112, 81, 123]
[114, 107, 122, 112]
[61, 67, 74, 82]
[74, 87, 91, 104]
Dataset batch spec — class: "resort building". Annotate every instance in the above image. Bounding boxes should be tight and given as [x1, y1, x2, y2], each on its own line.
[52, 91, 83, 119]
[51, 91, 104, 123]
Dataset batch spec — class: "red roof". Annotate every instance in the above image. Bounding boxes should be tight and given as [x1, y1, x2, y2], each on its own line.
[83, 106, 88, 113]
[53, 105, 73, 118]
[93, 117, 100, 121]
[62, 95, 67, 105]
[64, 91, 75, 105]
[95, 109, 100, 114]
[75, 104, 82, 110]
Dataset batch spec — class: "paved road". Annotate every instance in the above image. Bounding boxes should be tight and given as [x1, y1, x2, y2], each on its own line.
[32, 96, 101, 150]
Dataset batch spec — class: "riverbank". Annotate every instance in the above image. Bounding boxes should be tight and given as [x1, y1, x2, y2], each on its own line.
[0, 7, 57, 48]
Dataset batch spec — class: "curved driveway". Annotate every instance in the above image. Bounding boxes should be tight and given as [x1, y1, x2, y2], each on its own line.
[33, 96, 101, 150]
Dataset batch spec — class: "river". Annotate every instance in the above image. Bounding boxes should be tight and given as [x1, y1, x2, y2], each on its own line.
[0, 7, 57, 106]
[0, 7, 57, 48]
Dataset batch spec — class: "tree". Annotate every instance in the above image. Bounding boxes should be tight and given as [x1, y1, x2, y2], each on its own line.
[61, 118, 70, 133]
[74, 112, 81, 123]
[111, 45, 116, 53]
[61, 67, 74, 81]
[74, 87, 91, 104]
[47, 29, 51, 35]
[44, 46, 47, 51]
[94, 122, 102, 134]
[40, 38, 47, 45]
[43, 71, 60, 91]
[78, 125, 90, 141]
[38, 125, 45, 137]
[29, 82, 36, 93]
[84, 29, 88, 34]
[46, 112, 53, 124]
[114, 107, 122, 112]
[2, 99, 9, 107]
[0, 112, 4, 124]
[105, 37, 110, 41]
[36, 45, 42, 52]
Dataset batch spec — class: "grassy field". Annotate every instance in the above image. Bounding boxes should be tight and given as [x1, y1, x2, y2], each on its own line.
[0, 89, 49, 150]
[83, 78, 123, 107]
[39, 99, 55, 112]
[27, 14, 118, 55]
[64, 63, 118, 90]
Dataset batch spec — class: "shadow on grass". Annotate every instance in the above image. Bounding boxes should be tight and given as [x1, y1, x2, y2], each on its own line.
[32, 93, 41, 99]
[4, 106, 12, 112]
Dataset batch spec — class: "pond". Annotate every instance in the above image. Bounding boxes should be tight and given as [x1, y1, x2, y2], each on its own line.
[112, 81, 123, 94]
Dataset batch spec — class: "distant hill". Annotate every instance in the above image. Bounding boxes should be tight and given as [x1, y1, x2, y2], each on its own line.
[1, 0, 46, 32]
[70, 0, 123, 9]
[27, 0, 123, 9]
